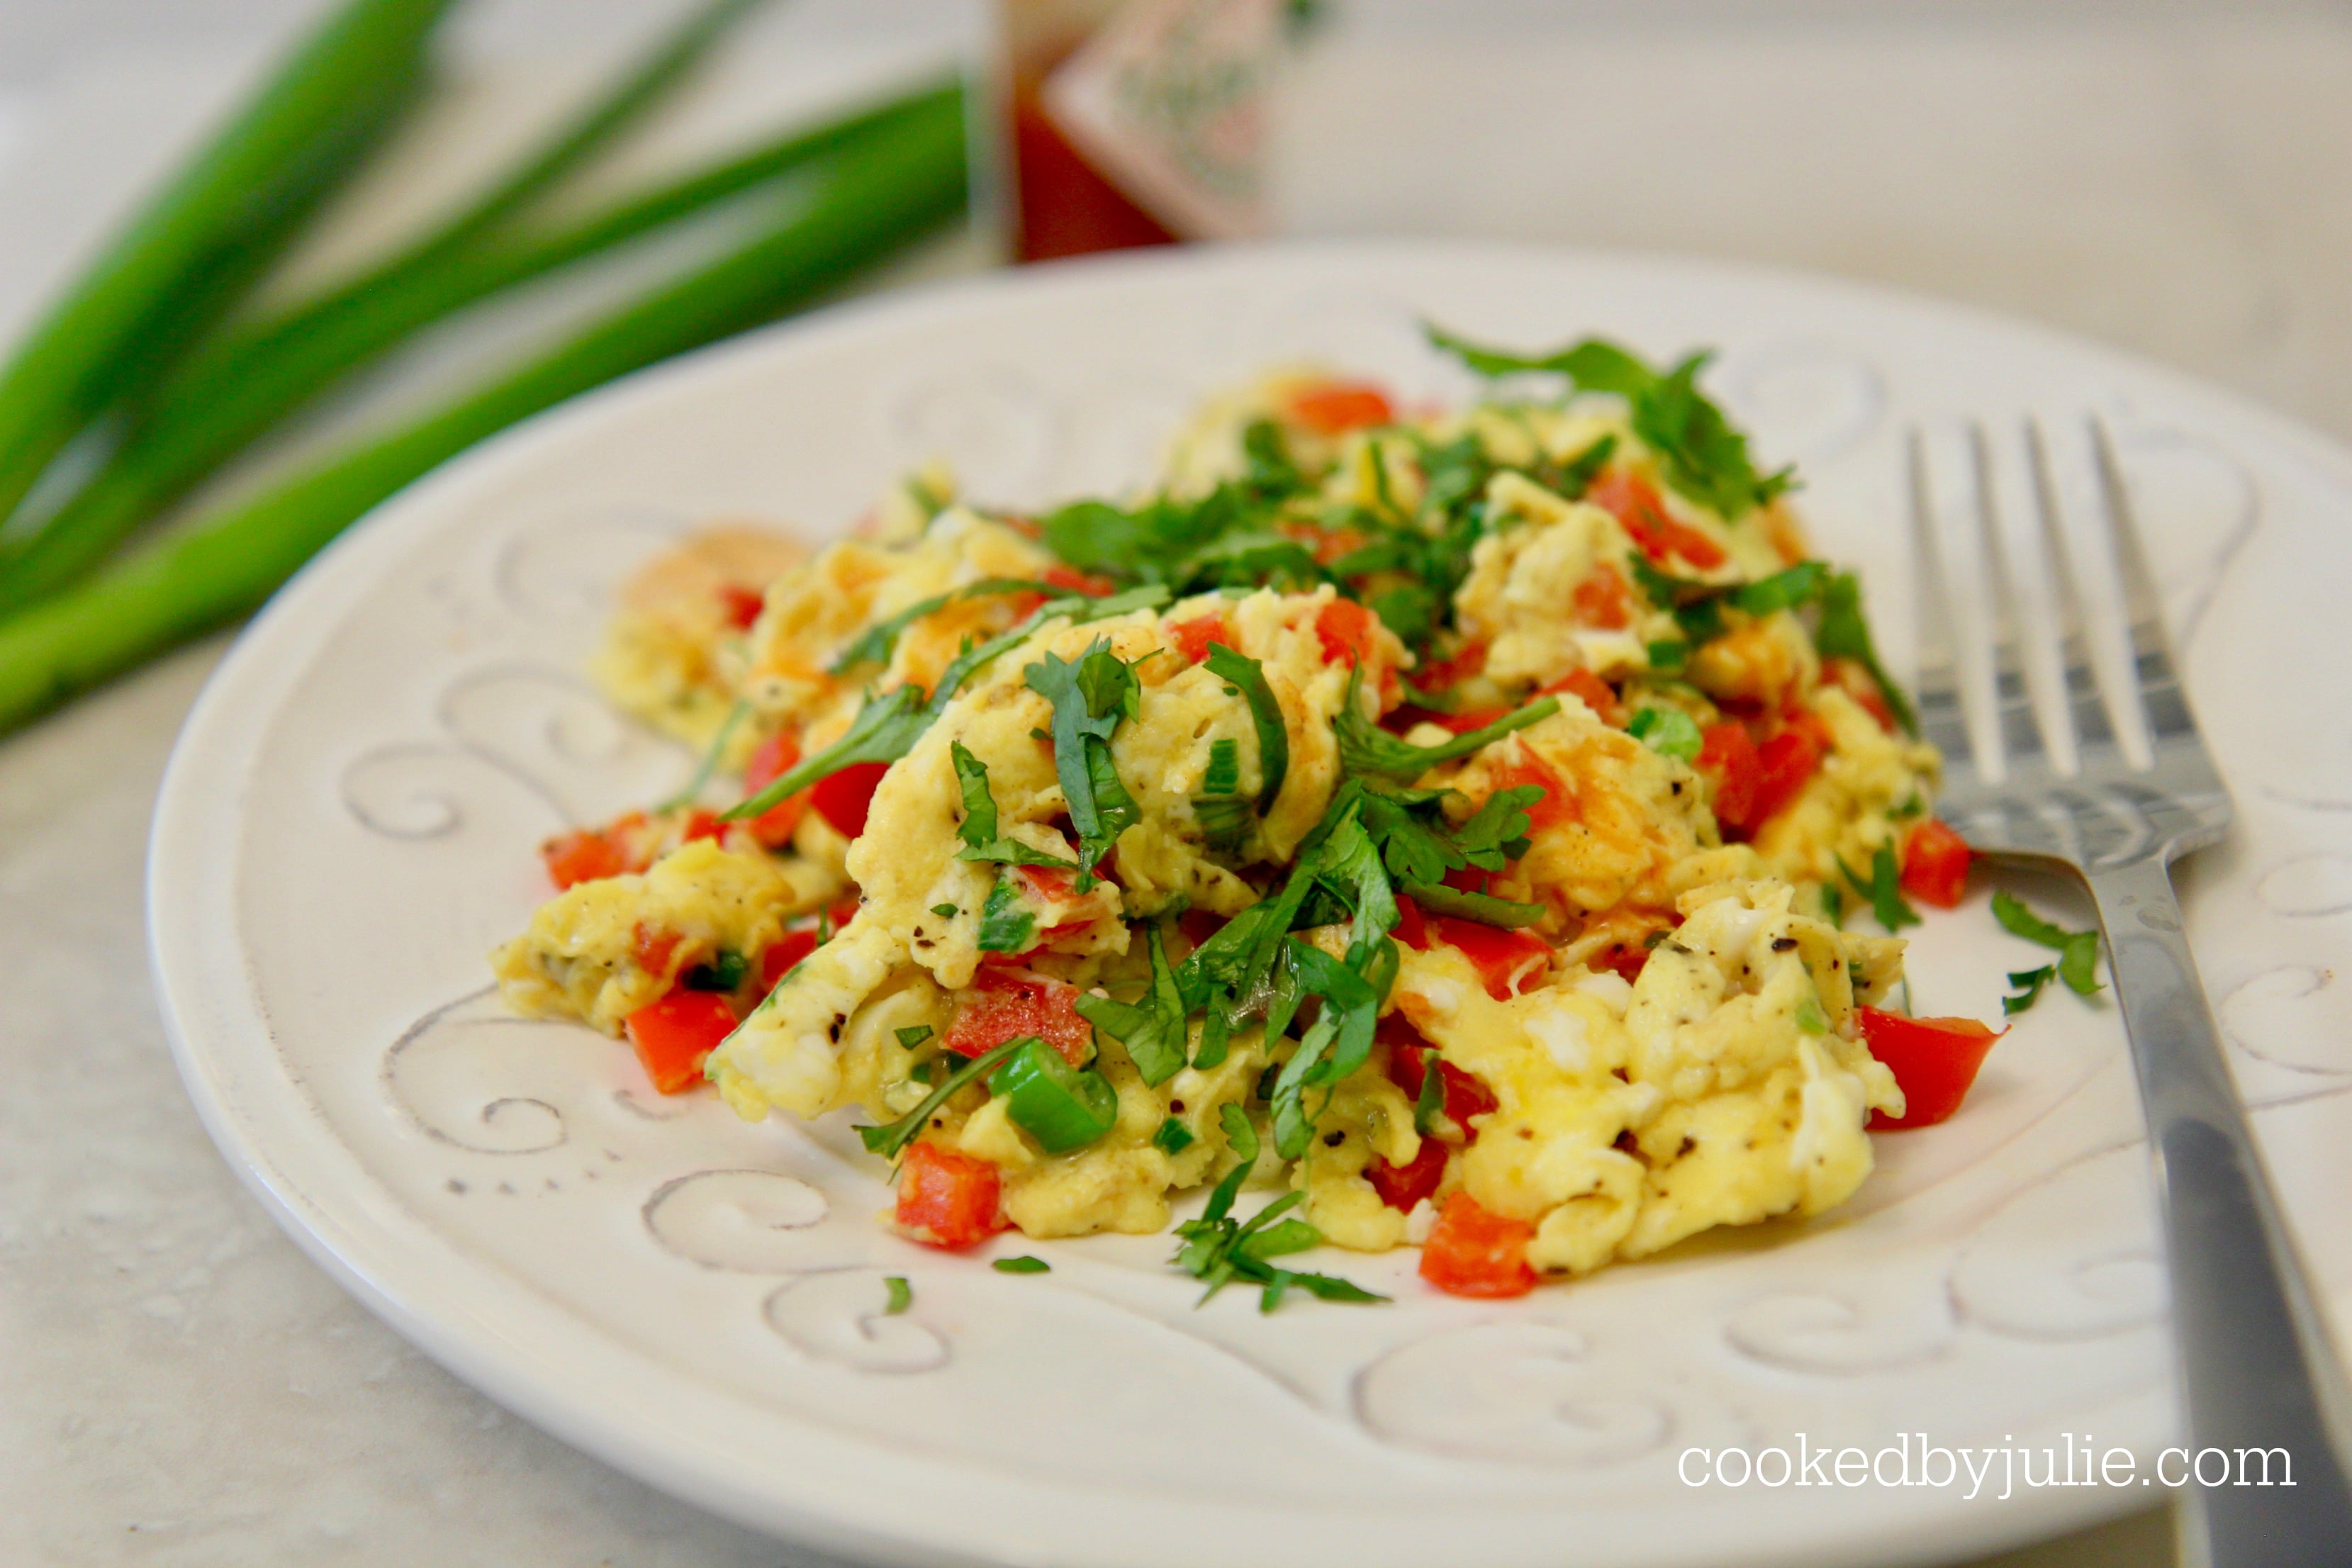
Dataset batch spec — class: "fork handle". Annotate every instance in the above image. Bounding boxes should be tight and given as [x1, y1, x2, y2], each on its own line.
[2088, 856, 2352, 1567]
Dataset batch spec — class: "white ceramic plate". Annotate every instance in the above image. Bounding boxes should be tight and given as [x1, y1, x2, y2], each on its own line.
[150, 242, 2352, 1568]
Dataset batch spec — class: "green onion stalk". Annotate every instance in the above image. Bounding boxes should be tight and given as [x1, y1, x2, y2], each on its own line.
[0, 94, 968, 734]
[0, 0, 459, 532]
[0, 81, 957, 614]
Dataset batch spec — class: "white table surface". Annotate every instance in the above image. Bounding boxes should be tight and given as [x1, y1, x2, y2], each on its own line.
[17, 0, 2352, 1562]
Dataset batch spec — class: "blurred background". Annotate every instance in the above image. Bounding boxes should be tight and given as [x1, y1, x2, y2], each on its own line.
[6, 0, 2340, 1562]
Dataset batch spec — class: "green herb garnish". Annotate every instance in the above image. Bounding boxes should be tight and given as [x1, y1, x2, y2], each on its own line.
[1026, 639, 1145, 886]
[1839, 843, 1922, 933]
[1992, 891, 2102, 997]
[976, 877, 1035, 954]
[682, 949, 749, 992]
[1153, 1116, 1196, 1155]
[856, 1036, 1026, 1160]
[951, 741, 1080, 869]
[1335, 675, 1558, 784]
[1815, 571, 1917, 734]
[992, 1255, 1051, 1274]
[1628, 705, 1703, 762]
[895, 1024, 934, 1051]
[883, 1275, 912, 1314]
[1075, 922, 1191, 1087]
[2003, 965, 2059, 1016]
[1170, 1104, 1387, 1312]
[1204, 643, 1289, 810]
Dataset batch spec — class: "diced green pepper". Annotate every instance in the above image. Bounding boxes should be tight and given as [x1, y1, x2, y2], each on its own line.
[988, 1037, 1119, 1154]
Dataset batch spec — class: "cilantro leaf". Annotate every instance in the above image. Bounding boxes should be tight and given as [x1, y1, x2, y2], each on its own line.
[1204, 644, 1289, 810]
[1399, 880, 1545, 927]
[993, 1255, 1051, 1274]
[1306, 802, 1399, 956]
[1992, 891, 2103, 997]
[1730, 560, 1828, 617]
[1170, 1131, 1390, 1312]
[2003, 965, 2059, 1016]
[951, 741, 1080, 869]
[1153, 1116, 1194, 1155]
[1815, 571, 1917, 734]
[1335, 674, 1559, 784]
[976, 877, 1035, 953]
[829, 577, 1046, 674]
[1839, 843, 1922, 933]
[1075, 922, 1190, 1087]
[1409, 1047, 1445, 1136]
[1425, 324, 1792, 517]
[1026, 639, 1145, 885]
[1267, 939, 1382, 1160]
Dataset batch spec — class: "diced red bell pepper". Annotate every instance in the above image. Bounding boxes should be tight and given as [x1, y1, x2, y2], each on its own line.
[741, 732, 810, 849]
[1696, 721, 1763, 831]
[945, 969, 1093, 1066]
[1393, 894, 1430, 952]
[1178, 906, 1227, 951]
[1381, 1017, 1498, 1131]
[681, 808, 725, 845]
[1900, 818, 1972, 909]
[1042, 564, 1114, 598]
[1591, 940, 1652, 986]
[1413, 639, 1487, 690]
[1587, 470, 1727, 569]
[810, 761, 890, 839]
[1859, 1007, 2005, 1130]
[1167, 612, 1234, 666]
[758, 929, 819, 992]
[1430, 916, 1552, 1000]
[894, 1141, 1004, 1249]
[1540, 666, 1625, 728]
[1314, 596, 1380, 668]
[1418, 1192, 1538, 1298]
[632, 923, 683, 981]
[624, 990, 737, 1094]
[1745, 725, 1822, 829]
[541, 828, 627, 890]
[1367, 1135, 1448, 1212]
[1287, 380, 1394, 435]
[1571, 561, 1634, 629]
[716, 583, 766, 629]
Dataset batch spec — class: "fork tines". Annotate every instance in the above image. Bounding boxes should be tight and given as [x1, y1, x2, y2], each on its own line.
[1903, 415, 2229, 868]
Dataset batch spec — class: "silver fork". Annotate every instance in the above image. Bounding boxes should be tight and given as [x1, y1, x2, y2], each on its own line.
[1908, 417, 2352, 1568]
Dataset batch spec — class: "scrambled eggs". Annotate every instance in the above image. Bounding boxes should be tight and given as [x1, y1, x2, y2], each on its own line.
[491, 330, 1958, 1301]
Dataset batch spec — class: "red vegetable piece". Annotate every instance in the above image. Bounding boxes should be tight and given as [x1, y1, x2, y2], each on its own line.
[624, 990, 737, 1094]
[1314, 596, 1379, 668]
[1696, 721, 1763, 832]
[1042, 563, 1114, 598]
[894, 1142, 1004, 1249]
[1571, 561, 1634, 630]
[1167, 613, 1234, 666]
[1418, 1192, 1538, 1298]
[1367, 1135, 1448, 1213]
[1287, 381, 1394, 435]
[541, 828, 626, 890]
[632, 923, 682, 981]
[1437, 706, 1508, 736]
[1381, 1017, 1499, 1131]
[810, 761, 890, 839]
[741, 732, 810, 849]
[758, 929, 819, 992]
[1859, 1007, 2004, 1129]
[1900, 818, 1972, 909]
[1430, 915, 1553, 1001]
[945, 969, 1092, 1066]
[1482, 751, 1572, 831]
[1392, 894, 1430, 952]
[1745, 726, 1822, 829]
[1587, 469, 1728, 569]
[716, 583, 766, 629]
[1540, 666, 1625, 728]
[681, 808, 724, 845]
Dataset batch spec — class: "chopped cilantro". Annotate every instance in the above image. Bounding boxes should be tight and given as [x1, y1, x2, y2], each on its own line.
[1629, 706, 1703, 761]
[1401, 880, 1545, 927]
[992, 1255, 1051, 1274]
[1815, 571, 1917, 734]
[654, 699, 749, 813]
[1170, 1105, 1387, 1311]
[856, 1036, 1026, 1160]
[1647, 639, 1689, 671]
[1204, 644, 1289, 810]
[1153, 1116, 1196, 1155]
[1335, 678, 1559, 784]
[1730, 560, 1827, 616]
[1410, 1048, 1445, 1136]
[883, 1276, 912, 1315]
[2003, 965, 2059, 1016]
[1026, 639, 1144, 886]
[1267, 941, 1381, 1160]
[951, 741, 1079, 869]
[829, 577, 1043, 674]
[1075, 923, 1191, 1087]
[976, 877, 1035, 954]
[1424, 324, 1793, 517]
[1839, 843, 1921, 933]
[1992, 891, 2102, 997]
